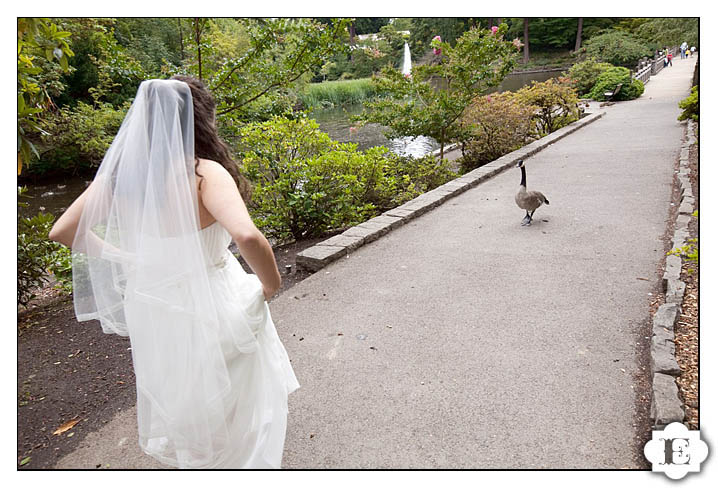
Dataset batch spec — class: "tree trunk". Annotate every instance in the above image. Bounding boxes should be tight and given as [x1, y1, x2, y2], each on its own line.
[488, 18, 494, 28]
[497, 18, 502, 25]
[440, 128, 445, 161]
[574, 17, 583, 52]
[177, 18, 184, 60]
[193, 18, 203, 81]
[349, 21, 356, 62]
[523, 18, 530, 64]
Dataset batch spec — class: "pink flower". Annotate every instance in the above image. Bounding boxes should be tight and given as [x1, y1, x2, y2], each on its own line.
[349, 126, 358, 135]
[404, 73, 411, 79]
[491, 26, 498, 34]
[432, 35, 442, 55]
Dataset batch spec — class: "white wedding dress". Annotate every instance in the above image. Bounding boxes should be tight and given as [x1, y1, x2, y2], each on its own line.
[71, 80, 298, 470]
[141, 220, 300, 469]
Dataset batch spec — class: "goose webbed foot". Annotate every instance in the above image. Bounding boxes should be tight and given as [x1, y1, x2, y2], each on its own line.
[521, 214, 532, 226]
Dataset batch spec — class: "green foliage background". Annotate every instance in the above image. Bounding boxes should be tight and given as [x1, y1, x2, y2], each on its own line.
[17, 17, 696, 305]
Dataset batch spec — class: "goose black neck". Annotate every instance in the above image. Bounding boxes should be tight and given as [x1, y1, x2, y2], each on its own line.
[520, 165, 526, 187]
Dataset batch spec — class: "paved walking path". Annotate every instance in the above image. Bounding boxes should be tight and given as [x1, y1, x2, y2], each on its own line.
[55, 56, 697, 469]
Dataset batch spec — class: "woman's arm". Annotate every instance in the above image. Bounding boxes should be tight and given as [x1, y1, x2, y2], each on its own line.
[198, 159, 281, 300]
[48, 183, 93, 248]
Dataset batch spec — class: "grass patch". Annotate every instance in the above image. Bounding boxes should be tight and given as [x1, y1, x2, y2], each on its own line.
[298, 78, 379, 109]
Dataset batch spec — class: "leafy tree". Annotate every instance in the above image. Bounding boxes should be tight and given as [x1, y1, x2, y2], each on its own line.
[180, 18, 351, 125]
[355, 18, 390, 35]
[54, 18, 145, 107]
[620, 18, 698, 50]
[505, 17, 622, 52]
[391, 18, 413, 32]
[356, 24, 520, 160]
[564, 58, 613, 95]
[515, 78, 580, 136]
[581, 29, 653, 68]
[409, 18, 473, 55]
[17, 18, 74, 174]
[459, 91, 537, 171]
[113, 18, 183, 75]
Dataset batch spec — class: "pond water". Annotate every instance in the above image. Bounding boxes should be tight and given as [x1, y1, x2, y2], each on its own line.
[310, 104, 440, 157]
[19, 69, 562, 217]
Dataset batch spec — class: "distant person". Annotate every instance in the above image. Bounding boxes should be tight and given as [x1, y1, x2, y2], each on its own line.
[666, 49, 673, 67]
[691, 46, 696, 57]
[680, 41, 688, 59]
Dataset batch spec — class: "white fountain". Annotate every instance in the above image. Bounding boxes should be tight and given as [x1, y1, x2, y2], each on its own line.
[402, 42, 412, 76]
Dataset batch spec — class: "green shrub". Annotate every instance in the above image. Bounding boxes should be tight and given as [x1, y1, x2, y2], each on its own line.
[458, 92, 537, 172]
[238, 116, 455, 241]
[624, 78, 645, 100]
[581, 30, 653, 68]
[678, 86, 698, 122]
[34, 101, 129, 176]
[515, 78, 580, 137]
[564, 58, 614, 96]
[17, 187, 73, 307]
[369, 153, 457, 210]
[588, 66, 643, 101]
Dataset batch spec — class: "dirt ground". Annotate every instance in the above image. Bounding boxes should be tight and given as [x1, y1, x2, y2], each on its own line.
[674, 128, 699, 429]
[17, 234, 327, 469]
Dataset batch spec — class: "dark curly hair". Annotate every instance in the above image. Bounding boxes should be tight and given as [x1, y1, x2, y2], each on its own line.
[171, 75, 251, 201]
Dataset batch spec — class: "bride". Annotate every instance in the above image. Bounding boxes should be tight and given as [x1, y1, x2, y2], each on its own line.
[49, 77, 299, 469]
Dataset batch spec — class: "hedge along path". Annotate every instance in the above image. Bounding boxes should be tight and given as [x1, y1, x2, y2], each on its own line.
[296, 110, 605, 272]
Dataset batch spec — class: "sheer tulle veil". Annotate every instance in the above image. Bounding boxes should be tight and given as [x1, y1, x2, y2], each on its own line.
[71, 79, 260, 467]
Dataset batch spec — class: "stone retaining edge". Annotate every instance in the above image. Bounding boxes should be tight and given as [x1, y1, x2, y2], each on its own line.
[296, 111, 606, 272]
[649, 119, 696, 429]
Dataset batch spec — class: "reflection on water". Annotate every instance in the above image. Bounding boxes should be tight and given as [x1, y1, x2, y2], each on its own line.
[311, 104, 440, 158]
[20, 70, 562, 216]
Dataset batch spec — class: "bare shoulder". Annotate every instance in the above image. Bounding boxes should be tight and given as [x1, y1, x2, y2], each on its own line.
[196, 158, 237, 191]
[196, 158, 230, 179]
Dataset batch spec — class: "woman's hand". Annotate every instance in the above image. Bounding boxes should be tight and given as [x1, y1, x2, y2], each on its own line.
[263, 284, 279, 301]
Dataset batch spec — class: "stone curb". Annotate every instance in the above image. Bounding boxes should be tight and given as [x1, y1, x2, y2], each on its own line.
[296, 111, 606, 272]
[648, 119, 696, 429]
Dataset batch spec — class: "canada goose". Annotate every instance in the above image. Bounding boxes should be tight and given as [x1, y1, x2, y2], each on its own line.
[515, 159, 549, 226]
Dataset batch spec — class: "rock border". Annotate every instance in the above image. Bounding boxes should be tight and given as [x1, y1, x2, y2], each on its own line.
[296, 110, 606, 272]
[649, 119, 697, 429]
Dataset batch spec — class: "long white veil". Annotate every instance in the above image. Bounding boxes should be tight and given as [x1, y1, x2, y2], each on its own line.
[71, 79, 259, 467]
